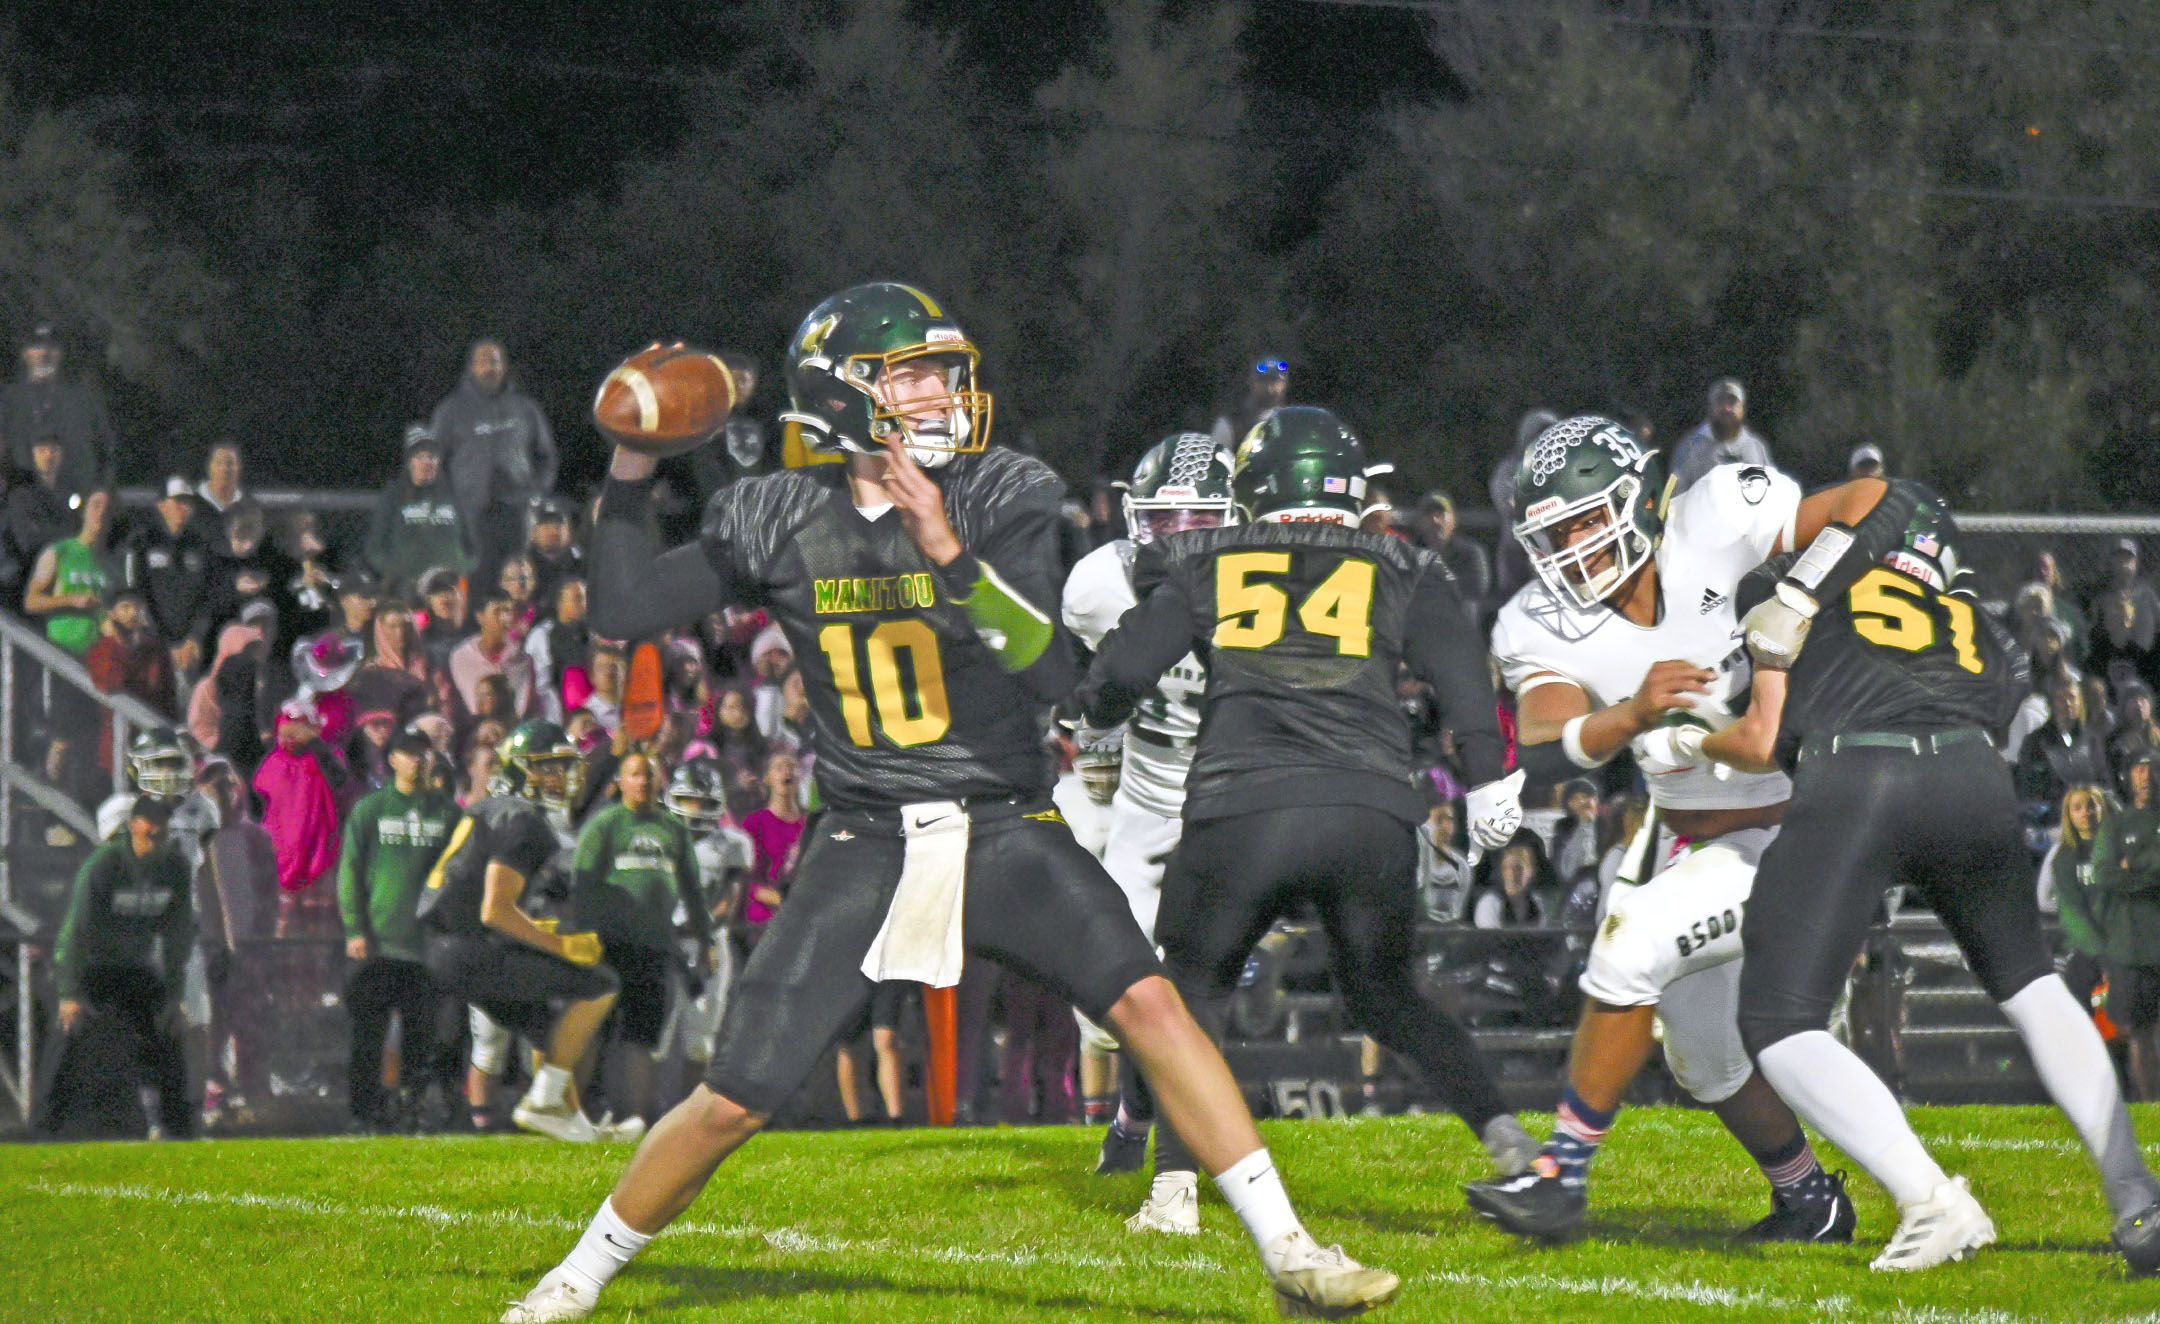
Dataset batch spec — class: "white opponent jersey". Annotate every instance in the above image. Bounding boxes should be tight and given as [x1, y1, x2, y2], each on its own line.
[1063, 539, 1205, 818]
[1491, 463, 1801, 811]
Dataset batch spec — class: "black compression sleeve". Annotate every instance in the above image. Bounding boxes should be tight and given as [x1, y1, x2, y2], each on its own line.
[1402, 569, 1506, 785]
[588, 475, 730, 641]
[1788, 480, 1921, 607]
[1077, 577, 1200, 729]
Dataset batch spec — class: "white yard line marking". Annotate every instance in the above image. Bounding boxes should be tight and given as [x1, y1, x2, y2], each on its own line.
[18, 1180, 2159, 1324]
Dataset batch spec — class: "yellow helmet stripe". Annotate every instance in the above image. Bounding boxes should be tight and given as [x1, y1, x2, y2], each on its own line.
[896, 284, 944, 317]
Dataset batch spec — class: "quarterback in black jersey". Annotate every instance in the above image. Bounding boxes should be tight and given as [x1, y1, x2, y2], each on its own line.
[416, 720, 624, 1144]
[507, 286, 1401, 1324]
[1076, 407, 1536, 1210]
[1703, 487, 2160, 1275]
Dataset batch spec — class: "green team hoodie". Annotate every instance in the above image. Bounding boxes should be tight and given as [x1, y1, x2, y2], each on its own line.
[55, 836, 194, 998]
[571, 801, 702, 952]
[338, 784, 462, 962]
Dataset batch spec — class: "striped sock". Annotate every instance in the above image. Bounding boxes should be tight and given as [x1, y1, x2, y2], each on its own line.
[1538, 1088, 1616, 1187]
[1756, 1130, 1826, 1194]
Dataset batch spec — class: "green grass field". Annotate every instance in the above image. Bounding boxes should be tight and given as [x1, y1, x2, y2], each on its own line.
[8, 1105, 2160, 1323]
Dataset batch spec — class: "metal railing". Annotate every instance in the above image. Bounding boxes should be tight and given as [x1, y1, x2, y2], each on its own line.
[0, 608, 170, 1126]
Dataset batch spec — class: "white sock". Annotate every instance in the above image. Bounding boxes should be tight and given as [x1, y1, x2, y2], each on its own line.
[1757, 1031, 1948, 1206]
[1214, 1148, 1303, 1270]
[558, 1198, 650, 1294]
[2001, 977, 2160, 1219]
[529, 1064, 572, 1110]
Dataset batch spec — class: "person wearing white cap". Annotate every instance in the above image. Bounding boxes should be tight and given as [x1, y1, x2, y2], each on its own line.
[1670, 377, 1777, 492]
[120, 476, 216, 679]
[1848, 445, 1886, 479]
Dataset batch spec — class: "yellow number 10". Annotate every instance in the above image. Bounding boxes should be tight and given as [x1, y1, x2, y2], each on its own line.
[816, 620, 952, 747]
[1214, 553, 1376, 657]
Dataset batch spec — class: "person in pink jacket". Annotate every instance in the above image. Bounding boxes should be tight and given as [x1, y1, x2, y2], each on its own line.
[252, 695, 349, 932]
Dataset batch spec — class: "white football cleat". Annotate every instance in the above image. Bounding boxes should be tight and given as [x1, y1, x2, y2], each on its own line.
[1267, 1229, 1401, 1318]
[1870, 1175, 1996, 1271]
[501, 1267, 598, 1322]
[594, 1111, 648, 1144]
[512, 1096, 604, 1143]
[1125, 1171, 1201, 1236]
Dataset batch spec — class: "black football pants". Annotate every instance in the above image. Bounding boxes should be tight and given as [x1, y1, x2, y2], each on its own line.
[1738, 739, 2055, 1057]
[42, 966, 190, 1137]
[1152, 805, 1508, 1177]
[345, 956, 454, 1122]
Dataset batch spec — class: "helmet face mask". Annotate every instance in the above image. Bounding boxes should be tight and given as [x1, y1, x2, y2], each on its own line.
[664, 759, 729, 833]
[1513, 415, 1668, 611]
[495, 721, 585, 812]
[128, 727, 198, 799]
[781, 284, 993, 469]
[1123, 432, 1237, 545]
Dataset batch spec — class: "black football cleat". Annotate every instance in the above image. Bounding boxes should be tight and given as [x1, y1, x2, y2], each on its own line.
[1095, 1119, 1150, 1175]
[2114, 1201, 2160, 1277]
[1740, 1169, 1857, 1244]
[1465, 1170, 1587, 1241]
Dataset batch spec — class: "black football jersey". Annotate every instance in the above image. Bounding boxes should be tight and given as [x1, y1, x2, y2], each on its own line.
[1079, 520, 1504, 825]
[697, 448, 1065, 810]
[415, 796, 563, 937]
[1741, 553, 2029, 755]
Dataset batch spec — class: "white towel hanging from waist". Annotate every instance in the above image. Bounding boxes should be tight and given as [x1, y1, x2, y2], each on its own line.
[859, 800, 970, 987]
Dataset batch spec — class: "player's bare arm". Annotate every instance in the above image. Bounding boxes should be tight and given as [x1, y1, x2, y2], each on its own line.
[480, 861, 598, 966]
[1700, 668, 1787, 775]
[1515, 663, 1712, 767]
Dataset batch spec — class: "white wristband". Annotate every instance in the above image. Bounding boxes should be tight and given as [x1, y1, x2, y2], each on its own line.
[1787, 525, 1855, 593]
[1561, 714, 1607, 769]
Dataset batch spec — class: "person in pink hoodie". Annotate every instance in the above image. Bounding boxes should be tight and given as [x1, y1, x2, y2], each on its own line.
[189, 620, 262, 753]
[252, 695, 349, 932]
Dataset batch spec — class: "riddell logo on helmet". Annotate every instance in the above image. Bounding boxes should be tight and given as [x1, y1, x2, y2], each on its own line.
[1155, 485, 1199, 500]
[1273, 511, 1343, 522]
[1523, 496, 1564, 522]
[925, 327, 965, 344]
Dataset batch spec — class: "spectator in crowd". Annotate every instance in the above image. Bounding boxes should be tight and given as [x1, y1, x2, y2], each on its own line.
[24, 485, 113, 658]
[526, 577, 590, 723]
[2015, 668, 2111, 820]
[736, 749, 804, 958]
[1488, 407, 1559, 600]
[338, 728, 462, 1131]
[1550, 778, 1601, 888]
[836, 984, 911, 1127]
[1596, 794, 1652, 900]
[347, 709, 398, 789]
[415, 567, 469, 675]
[3, 325, 116, 495]
[1408, 490, 1492, 620]
[768, 670, 813, 765]
[497, 554, 540, 642]
[2085, 673, 2118, 742]
[88, 591, 178, 777]
[462, 674, 520, 761]
[2, 439, 83, 602]
[365, 425, 477, 592]
[200, 501, 277, 646]
[122, 477, 214, 677]
[1669, 377, 1775, 492]
[571, 750, 710, 1124]
[1847, 444, 1885, 479]
[2039, 783, 2112, 1029]
[582, 644, 628, 736]
[189, 614, 261, 756]
[2092, 551, 2160, 694]
[194, 757, 278, 1122]
[2114, 681, 2160, 783]
[2092, 756, 2160, 1099]
[686, 351, 772, 509]
[523, 494, 583, 611]
[709, 685, 768, 809]
[749, 626, 793, 735]
[1209, 354, 1292, 453]
[1417, 797, 1472, 924]
[335, 570, 380, 642]
[461, 740, 500, 807]
[2017, 580, 2088, 670]
[349, 604, 431, 729]
[43, 797, 195, 1138]
[430, 337, 556, 582]
[196, 441, 247, 515]
[998, 969, 1078, 1125]
[1471, 831, 1558, 929]
[2033, 548, 2091, 651]
[253, 696, 348, 926]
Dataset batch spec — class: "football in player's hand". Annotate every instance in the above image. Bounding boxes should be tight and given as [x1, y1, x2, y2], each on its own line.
[592, 341, 739, 457]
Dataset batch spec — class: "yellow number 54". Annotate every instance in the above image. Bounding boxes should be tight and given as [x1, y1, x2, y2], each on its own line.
[1214, 552, 1376, 657]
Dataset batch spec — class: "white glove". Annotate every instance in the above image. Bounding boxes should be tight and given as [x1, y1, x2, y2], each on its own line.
[1073, 723, 1124, 805]
[1463, 769, 1526, 867]
[1634, 723, 1707, 778]
[1742, 581, 1818, 671]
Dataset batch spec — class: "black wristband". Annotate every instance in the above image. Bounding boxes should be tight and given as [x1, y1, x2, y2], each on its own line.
[598, 474, 658, 524]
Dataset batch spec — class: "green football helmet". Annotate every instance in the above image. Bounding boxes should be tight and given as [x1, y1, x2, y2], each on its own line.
[493, 719, 585, 811]
[779, 282, 992, 469]
[127, 726, 198, 799]
[664, 757, 729, 833]
[1230, 406, 1387, 525]
[1884, 483, 1965, 593]
[1123, 432, 1237, 544]
[1512, 415, 1672, 609]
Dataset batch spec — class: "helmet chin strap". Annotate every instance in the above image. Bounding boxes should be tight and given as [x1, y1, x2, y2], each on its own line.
[874, 407, 967, 469]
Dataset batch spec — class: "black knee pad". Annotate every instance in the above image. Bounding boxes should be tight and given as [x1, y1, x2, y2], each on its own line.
[1738, 1010, 1816, 1062]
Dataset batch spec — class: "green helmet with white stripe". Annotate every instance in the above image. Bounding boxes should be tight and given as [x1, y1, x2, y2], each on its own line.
[1512, 415, 1673, 609]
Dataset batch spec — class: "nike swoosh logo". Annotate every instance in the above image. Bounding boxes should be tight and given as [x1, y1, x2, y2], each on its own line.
[602, 1233, 637, 1252]
[911, 814, 952, 830]
[1245, 1166, 1275, 1185]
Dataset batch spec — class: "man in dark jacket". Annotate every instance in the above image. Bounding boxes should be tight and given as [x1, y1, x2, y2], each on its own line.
[2016, 669, 2112, 821]
[121, 477, 215, 676]
[2092, 765, 2160, 1100]
[1, 326, 117, 495]
[43, 797, 199, 1137]
[429, 339, 555, 584]
[1, 438, 82, 604]
[365, 424, 477, 594]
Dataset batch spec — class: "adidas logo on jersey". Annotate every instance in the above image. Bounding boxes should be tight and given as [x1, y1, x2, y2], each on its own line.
[1699, 588, 1729, 614]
